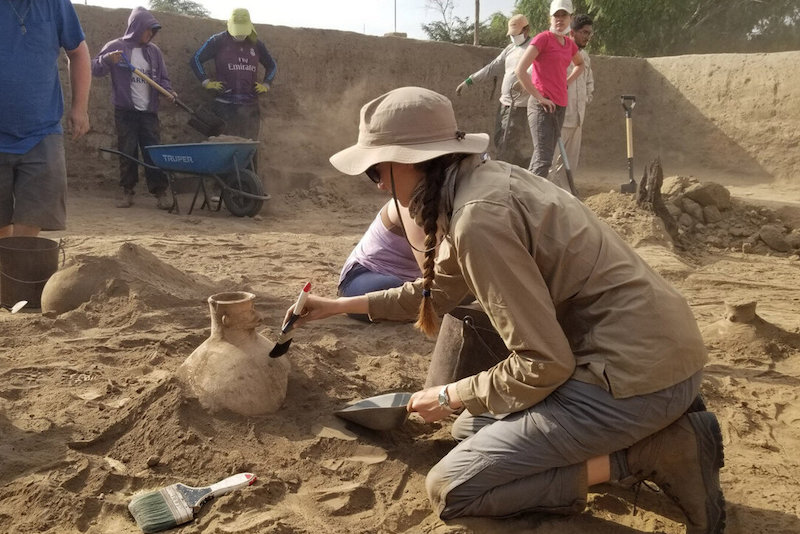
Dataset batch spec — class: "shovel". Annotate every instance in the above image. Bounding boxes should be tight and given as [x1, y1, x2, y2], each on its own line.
[2, 300, 27, 313]
[620, 95, 638, 194]
[551, 113, 579, 197]
[119, 52, 225, 137]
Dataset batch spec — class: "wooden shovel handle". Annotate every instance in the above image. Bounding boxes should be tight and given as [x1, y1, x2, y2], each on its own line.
[131, 66, 193, 115]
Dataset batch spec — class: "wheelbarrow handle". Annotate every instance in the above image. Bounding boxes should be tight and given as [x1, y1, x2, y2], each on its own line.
[620, 95, 636, 114]
[98, 147, 161, 170]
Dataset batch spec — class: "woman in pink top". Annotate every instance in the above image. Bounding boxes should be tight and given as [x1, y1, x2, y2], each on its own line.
[515, 0, 584, 179]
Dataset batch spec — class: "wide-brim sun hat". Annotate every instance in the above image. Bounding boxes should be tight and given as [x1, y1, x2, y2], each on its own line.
[330, 87, 489, 176]
[549, 0, 574, 15]
[228, 8, 256, 38]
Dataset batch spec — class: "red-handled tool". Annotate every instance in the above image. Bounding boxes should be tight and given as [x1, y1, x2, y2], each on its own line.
[268, 282, 311, 357]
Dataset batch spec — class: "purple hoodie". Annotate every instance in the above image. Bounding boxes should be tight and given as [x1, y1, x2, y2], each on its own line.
[91, 7, 173, 112]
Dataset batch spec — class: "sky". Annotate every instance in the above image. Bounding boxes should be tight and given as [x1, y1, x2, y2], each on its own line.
[75, 1, 519, 40]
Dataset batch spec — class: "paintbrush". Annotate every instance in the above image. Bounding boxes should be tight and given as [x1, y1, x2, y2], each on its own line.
[128, 472, 256, 533]
[269, 282, 311, 358]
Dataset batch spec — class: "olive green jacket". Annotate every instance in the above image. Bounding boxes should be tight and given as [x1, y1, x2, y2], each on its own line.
[368, 156, 707, 416]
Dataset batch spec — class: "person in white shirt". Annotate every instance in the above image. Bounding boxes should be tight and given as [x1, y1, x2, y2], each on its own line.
[455, 14, 532, 168]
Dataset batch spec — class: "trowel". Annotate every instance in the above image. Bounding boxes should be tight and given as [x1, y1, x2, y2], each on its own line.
[334, 392, 412, 431]
[2, 300, 27, 313]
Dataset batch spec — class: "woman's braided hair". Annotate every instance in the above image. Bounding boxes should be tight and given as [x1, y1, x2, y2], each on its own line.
[408, 153, 467, 337]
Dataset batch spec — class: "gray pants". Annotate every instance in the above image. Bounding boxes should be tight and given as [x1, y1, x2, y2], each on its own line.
[527, 102, 566, 178]
[426, 371, 702, 519]
[211, 100, 261, 172]
[0, 134, 67, 231]
[493, 105, 531, 169]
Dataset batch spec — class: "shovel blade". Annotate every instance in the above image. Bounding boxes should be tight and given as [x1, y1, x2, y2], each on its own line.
[188, 105, 226, 137]
[620, 179, 637, 194]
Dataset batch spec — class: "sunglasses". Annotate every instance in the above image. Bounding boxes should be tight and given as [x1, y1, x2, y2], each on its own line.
[365, 165, 380, 184]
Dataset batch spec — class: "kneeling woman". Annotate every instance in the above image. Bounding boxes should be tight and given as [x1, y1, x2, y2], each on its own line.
[285, 87, 724, 533]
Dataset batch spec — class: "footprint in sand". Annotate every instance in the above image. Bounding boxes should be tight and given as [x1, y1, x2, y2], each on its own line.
[313, 482, 376, 516]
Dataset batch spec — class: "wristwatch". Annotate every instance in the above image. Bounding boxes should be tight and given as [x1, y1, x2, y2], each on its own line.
[437, 384, 452, 409]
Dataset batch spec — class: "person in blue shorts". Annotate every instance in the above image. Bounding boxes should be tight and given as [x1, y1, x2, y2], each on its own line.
[0, 0, 91, 237]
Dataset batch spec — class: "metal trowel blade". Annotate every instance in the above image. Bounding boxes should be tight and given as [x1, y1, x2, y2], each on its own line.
[11, 300, 27, 313]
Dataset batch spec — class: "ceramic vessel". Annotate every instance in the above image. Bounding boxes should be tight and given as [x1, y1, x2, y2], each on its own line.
[178, 291, 290, 415]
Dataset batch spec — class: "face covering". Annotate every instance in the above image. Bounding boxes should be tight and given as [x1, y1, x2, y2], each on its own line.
[510, 33, 526, 46]
[549, 25, 570, 37]
[232, 33, 248, 41]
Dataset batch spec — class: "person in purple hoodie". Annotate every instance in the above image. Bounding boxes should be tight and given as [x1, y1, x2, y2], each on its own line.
[92, 7, 176, 209]
[190, 8, 276, 171]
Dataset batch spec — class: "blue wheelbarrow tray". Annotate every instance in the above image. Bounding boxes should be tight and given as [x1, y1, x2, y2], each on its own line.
[144, 141, 258, 174]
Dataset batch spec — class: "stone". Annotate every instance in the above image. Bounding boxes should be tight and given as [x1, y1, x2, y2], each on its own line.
[681, 197, 705, 222]
[661, 175, 698, 198]
[678, 213, 695, 228]
[703, 205, 723, 224]
[759, 224, 790, 252]
[683, 182, 732, 209]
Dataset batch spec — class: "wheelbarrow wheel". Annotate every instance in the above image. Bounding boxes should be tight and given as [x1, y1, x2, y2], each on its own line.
[222, 169, 265, 217]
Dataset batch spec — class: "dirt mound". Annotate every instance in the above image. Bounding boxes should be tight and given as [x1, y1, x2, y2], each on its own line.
[41, 242, 216, 317]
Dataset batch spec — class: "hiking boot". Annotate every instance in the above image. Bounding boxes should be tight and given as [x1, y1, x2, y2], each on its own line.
[116, 189, 134, 208]
[688, 394, 707, 413]
[155, 192, 172, 211]
[623, 411, 725, 534]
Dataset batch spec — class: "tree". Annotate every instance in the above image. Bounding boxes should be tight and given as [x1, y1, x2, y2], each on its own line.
[149, 0, 210, 18]
[515, 0, 800, 56]
[422, 0, 510, 47]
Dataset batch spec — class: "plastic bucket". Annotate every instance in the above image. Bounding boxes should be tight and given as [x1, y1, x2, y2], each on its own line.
[0, 237, 60, 309]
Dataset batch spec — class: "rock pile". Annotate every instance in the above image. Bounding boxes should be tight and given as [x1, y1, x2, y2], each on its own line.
[661, 176, 800, 256]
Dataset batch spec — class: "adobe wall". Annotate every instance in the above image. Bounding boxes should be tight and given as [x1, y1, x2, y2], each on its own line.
[65, 7, 799, 193]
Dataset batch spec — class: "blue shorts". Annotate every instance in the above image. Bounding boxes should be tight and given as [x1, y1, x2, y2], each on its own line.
[0, 134, 67, 230]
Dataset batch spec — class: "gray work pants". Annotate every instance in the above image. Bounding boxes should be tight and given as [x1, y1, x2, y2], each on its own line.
[527, 102, 566, 178]
[426, 371, 702, 519]
[493, 105, 531, 169]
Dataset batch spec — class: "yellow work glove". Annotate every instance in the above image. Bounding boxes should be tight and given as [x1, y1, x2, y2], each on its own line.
[202, 79, 224, 92]
[254, 82, 269, 95]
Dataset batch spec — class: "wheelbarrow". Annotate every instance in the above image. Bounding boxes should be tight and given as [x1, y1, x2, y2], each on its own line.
[100, 141, 270, 217]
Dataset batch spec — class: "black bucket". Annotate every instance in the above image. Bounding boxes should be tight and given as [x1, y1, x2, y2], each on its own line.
[0, 237, 61, 309]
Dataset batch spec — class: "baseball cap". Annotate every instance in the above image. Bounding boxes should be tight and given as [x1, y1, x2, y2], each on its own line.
[549, 0, 574, 15]
[506, 14, 529, 36]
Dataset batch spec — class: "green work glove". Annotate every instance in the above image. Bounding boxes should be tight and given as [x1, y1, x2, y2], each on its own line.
[455, 77, 473, 96]
[202, 79, 224, 92]
[254, 82, 269, 95]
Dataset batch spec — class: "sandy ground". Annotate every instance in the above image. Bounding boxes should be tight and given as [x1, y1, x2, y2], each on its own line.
[1, 167, 799, 534]
[3, 6, 800, 533]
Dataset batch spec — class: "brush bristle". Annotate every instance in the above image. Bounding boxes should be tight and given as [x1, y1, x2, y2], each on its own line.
[128, 490, 179, 533]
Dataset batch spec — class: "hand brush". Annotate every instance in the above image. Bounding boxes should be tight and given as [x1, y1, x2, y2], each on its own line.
[128, 472, 256, 533]
[269, 282, 311, 357]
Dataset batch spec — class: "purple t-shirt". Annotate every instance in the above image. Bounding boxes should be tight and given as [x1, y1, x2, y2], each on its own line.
[530, 31, 578, 107]
[339, 212, 421, 286]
